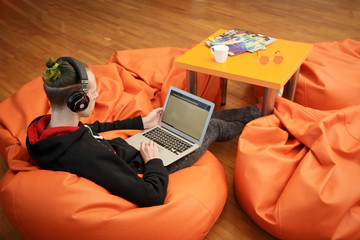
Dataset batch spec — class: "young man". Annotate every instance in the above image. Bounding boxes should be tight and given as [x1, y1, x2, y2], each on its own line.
[26, 57, 167, 207]
[26, 56, 261, 207]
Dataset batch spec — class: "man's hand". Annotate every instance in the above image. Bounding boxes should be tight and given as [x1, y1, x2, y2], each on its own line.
[140, 140, 159, 164]
[142, 108, 163, 129]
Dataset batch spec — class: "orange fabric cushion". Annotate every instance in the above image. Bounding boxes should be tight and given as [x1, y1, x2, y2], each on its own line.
[0, 48, 227, 240]
[108, 47, 222, 109]
[253, 39, 360, 110]
[234, 97, 360, 239]
[1, 150, 226, 240]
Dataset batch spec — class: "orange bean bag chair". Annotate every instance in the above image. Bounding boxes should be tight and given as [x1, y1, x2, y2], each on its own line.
[0, 48, 227, 240]
[254, 39, 360, 110]
[234, 97, 360, 239]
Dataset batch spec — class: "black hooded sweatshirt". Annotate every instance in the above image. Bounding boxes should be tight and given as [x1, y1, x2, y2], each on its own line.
[26, 115, 169, 207]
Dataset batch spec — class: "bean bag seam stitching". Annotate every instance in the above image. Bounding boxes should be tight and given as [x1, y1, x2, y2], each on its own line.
[171, 186, 221, 228]
[9, 172, 26, 237]
[276, 198, 282, 238]
[341, 109, 360, 141]
[174, 187, 219, 218]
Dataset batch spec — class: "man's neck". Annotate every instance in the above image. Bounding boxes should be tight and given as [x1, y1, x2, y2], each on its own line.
[48, 108, 80, 129]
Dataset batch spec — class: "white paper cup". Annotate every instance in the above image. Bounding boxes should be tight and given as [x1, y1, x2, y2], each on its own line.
[210, 45, 229, 63]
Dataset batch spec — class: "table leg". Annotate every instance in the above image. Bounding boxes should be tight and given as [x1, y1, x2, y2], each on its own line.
[262, 88, 276, 116]
[221, 78, 228, 105]
[286, 67, 301, 101]
[187, 70, 197, 95]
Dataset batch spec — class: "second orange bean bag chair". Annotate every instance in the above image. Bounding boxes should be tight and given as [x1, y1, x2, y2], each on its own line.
[234, 97, 360, 239]
[0, 48, 227, 240]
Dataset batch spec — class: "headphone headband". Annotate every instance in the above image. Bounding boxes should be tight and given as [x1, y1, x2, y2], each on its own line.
[57, 57, 88, 93]
[57, 57, 90, 112]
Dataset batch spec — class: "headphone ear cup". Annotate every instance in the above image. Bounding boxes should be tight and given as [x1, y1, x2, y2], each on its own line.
[67, 91, 89, 112]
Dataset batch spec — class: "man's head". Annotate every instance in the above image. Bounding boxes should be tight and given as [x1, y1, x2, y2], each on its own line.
[42, 57, 98, 117]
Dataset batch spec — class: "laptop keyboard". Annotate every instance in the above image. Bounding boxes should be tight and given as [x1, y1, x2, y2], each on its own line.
[143, 127, 192, 155]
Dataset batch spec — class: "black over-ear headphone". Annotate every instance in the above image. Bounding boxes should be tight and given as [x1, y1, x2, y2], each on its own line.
[57, 57, 90, 112]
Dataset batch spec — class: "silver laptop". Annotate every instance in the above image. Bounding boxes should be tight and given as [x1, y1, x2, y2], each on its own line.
[126, 86, 215, 166]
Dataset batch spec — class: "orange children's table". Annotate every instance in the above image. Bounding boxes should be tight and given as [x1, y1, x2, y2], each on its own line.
[174, 29, 313, 116]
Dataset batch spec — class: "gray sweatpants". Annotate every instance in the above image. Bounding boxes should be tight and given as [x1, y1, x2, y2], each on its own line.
[166, 104, 261, 173]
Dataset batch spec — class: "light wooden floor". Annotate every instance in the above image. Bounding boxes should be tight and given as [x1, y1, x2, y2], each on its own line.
[0, 0, 359, 239]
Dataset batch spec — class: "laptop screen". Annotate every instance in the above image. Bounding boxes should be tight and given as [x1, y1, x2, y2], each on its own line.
[161, 89, 212, 141]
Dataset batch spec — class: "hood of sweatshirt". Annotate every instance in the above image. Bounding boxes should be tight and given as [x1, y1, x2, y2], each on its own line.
[26, 115, 84, 169]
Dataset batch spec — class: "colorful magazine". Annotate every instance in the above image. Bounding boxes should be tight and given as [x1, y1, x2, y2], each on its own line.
[205, 28, 276, 56]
